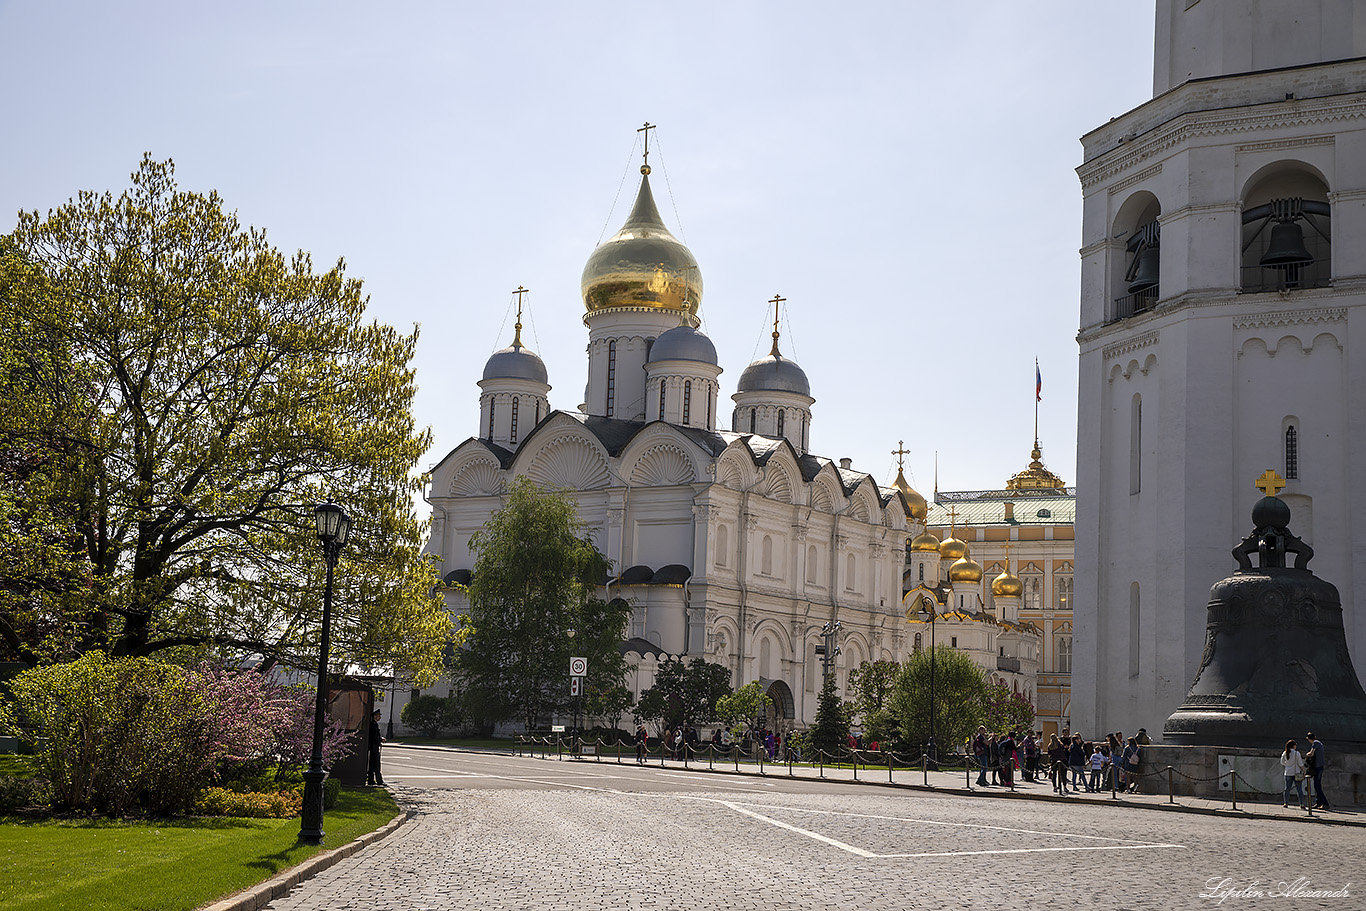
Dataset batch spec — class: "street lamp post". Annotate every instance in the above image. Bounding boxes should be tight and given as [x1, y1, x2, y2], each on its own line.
[917, 598, 938, 765]
[300, 501, 351, 845]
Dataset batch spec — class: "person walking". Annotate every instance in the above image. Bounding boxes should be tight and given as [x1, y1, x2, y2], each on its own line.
[999, 731, 1017, 787]
[635, 723, 649, 764]
[1047, 734, 1069, 794]
[1089, 743, 1105, 792]
[366, 709, 386, 786]
[1067, 734, 1088, 792]
[1305, 732, 1330, 809]
[1280, 739, 1306, 808]
[973, 726, 990, 786]
[1023, 732, 1039, 782]
[987, 733, 1001, 785]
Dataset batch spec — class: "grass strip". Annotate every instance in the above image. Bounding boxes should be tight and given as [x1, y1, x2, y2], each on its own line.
[0, 786, 399, 911]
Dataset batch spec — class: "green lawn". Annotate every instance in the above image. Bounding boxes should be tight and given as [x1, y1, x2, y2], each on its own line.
[0, 786, 399, 911]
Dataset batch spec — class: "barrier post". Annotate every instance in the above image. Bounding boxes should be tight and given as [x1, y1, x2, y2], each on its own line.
[922, 754, 928, 787]
[1229, 769, 1237, 811]
[1167, 766, 1175, 804]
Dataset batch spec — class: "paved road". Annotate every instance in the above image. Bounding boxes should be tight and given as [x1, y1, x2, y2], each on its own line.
[264, 746, 1361, 910]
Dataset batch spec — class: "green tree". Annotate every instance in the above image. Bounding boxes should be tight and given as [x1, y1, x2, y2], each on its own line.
[714, 680, 772, 738]
[808, 666, 850, 756]
[585, 682, 633, 734]
[633, 657, 732, 733]
[401, 694, 462, 738]
[457, 477, 630, 730]
[847, 659, 900, 726]
[887, 647, 988, 755]
[0, 157, 452, 683]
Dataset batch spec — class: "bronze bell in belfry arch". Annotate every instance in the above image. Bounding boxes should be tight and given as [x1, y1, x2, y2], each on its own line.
[1260, 219, 1314, 269]
[1127, 245, 1160, 294]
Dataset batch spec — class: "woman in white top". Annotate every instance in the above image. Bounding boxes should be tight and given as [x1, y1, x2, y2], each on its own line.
[1281, 739, 1306, 808]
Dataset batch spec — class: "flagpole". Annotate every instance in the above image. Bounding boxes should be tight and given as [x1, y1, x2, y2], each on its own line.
[1034, 358, 1039, 445]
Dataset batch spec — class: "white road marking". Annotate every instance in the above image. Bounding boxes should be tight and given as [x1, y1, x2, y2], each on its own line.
[712, 800, 878, 857]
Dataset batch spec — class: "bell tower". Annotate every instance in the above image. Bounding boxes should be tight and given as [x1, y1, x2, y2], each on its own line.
[1073, 0, 1366, 739]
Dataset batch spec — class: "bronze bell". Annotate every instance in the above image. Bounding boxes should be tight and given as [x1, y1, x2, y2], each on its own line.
[1259, 219, 1314, 269]
[1127, 245, 1160, 294]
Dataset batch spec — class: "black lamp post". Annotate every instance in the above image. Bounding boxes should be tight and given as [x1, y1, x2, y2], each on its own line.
[917, 598, 938, 765]
[300, 501, 351, 845]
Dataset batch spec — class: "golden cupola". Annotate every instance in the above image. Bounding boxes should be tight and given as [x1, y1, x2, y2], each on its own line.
[939, 535, 968, 562]
[949, 554, 984, 584]
[892, 468, 928, 522]
[910, 530, 941, 552]
[581, 168, 702, 317]
[1006, 441, 1066, 491]
[991, 567, 1023, 598]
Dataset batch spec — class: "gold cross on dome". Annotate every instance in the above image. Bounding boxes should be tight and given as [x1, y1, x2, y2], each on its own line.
[892, 440, 910, 472]
[1255, 469, 1286, 497]
[946, 505, 959, 535]
[637, 122, 656, 171]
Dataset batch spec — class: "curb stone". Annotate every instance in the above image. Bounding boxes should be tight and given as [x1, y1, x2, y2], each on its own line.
[199, 806, 413, 911]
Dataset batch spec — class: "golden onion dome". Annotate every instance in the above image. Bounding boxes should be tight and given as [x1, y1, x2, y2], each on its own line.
[939, 536, 968, 561]
[949, 555, 984, 584]
[991, 568, 1023, 598]
[582, 171, 702, 316]
[891, 469, 928, 522]
[910, 531, 941, 553]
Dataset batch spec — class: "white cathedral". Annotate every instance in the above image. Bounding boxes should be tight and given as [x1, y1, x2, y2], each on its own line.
[1073, 0, 1366, 739]
[422, 157, 1033, 727]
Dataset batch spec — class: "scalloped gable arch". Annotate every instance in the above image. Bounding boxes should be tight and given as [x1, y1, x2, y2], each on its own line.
[449, 458, 505, 496]
[522, 434, 612, 490]
[629, 442, 697, 486]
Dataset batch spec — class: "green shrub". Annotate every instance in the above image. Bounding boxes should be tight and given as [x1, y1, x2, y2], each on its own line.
[401, 694, 461, 737]
[0, 775, 50, 812]
[3, 652, 215, 816]
[193, 786, 303, 819]
[324, 776, 341, 810]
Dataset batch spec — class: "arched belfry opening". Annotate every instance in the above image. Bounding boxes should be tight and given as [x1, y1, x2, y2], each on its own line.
[1111, 191, 1161, 322]
[1241, 164, 1331, 293]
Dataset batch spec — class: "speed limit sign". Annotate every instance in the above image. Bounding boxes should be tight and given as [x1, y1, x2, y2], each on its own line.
[569, 656, 588, 677]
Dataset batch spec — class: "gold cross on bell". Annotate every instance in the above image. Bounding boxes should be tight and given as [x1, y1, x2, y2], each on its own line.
[1254, 469, 1286, 497]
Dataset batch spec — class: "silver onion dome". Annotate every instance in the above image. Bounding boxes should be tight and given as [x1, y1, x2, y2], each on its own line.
[482, 343, 548, 384]
[737, 353, 811, 397]
[649, 325, 718, 366]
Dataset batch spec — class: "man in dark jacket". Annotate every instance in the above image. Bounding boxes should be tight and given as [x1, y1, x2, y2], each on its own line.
[367, 709, 386, 786]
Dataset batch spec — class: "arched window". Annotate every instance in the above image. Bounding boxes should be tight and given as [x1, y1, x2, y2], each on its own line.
[510, 397, 519, 444]
[1112, 191, 1161, 321]
[750, 408, 757, 433]
[1056, 636, 1072, 674]
[761, 535, 773, 575]
[919, 563, 924, 582]
[802, 415, 809, 451]
[535, 400, 541, 425]
[606, 340, 617, 417]
[1055, 573, 1072, 612]
[845, 554, 856, 591]
[1130, 393, 1143, 495]
[1021, 567, 1043, 611]
[488, 399, 496, 439]
[777, 409, 785, 438]
[683, 380, 692, 426]
[913, 632, 923, 653]
[706, 387, 713, 430]
[658, 382, 666, 421]
[806, 545, 818, 584]
[1285, 425, 1299, 479]
[715, 524, 729, 568]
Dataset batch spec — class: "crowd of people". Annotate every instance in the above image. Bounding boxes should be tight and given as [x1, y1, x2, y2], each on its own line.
[971, 726, 1151, 794]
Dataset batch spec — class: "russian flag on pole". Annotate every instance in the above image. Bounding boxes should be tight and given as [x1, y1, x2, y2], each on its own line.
[1036, 362, 1042, 402]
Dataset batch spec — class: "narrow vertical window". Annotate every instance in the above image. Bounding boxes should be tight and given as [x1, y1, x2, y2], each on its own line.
[913, 632, 922, 653]
[683, 380, 692, 426]
[806, 544, 818, 583]
[1285, 425, 1298, 479]
[535, 400, 541, 425]
[777, 409, 785, 438]
[761, 535, 774, 575]
[750, 408, 756, 433]
[1130, 393, 1143, 495]
[919, 564, 924, 582]
[802, 415, 809, 451]
[706, 387, 713, 429]
[606, 340, 617, 417]
[488, 399, 496, 439]
[715, 524, 729, 568]
[509, 397, 519, 444]
[658, 381, 666, 421]
[1129, 582, 1141, 677]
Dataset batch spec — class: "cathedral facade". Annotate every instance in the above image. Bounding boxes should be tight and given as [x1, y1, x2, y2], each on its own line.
[424, 163, 921, 726]
[1073, 0, 1366, 738]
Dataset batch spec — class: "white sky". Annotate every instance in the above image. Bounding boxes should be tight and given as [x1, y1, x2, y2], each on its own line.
[0, 1, 1157, 498]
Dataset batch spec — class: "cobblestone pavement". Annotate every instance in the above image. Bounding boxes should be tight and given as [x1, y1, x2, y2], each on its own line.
[263, 751, 1363, 911]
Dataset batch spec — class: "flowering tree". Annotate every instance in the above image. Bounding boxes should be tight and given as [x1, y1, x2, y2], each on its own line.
[983, 682, 1036, 735]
